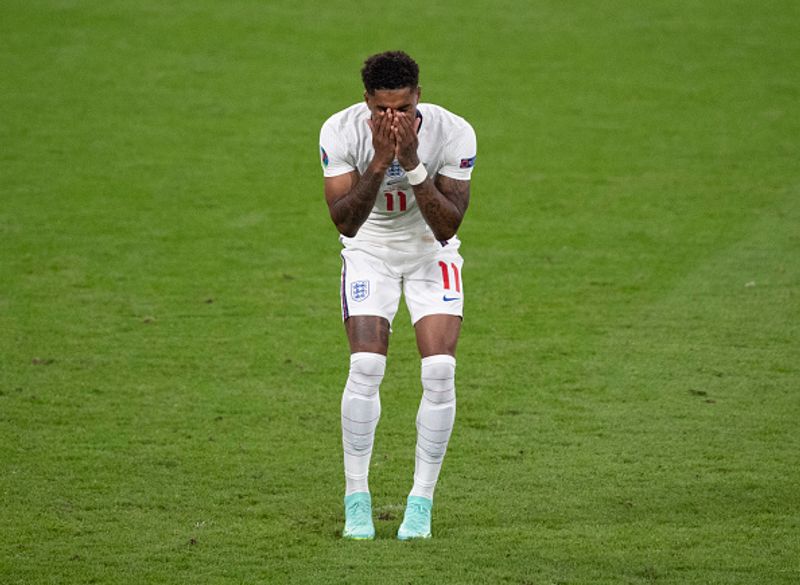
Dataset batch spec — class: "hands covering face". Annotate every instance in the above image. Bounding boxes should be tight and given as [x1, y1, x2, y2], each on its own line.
[367, 109, 421, 170]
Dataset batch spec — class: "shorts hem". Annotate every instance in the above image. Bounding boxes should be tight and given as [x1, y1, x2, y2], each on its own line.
[342, 311, 395, 325]
[410, 309, 464, 326]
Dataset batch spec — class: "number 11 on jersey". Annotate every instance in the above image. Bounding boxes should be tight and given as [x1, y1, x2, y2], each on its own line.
[384, 191, 407, 212]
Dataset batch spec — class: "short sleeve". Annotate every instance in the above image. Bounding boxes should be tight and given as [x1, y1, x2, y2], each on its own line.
[437, 120, 477, 181]
[319, 118, 356, 177]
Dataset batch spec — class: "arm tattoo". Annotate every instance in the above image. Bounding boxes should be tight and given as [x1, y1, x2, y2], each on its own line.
[414, 175, 471, 241]
[330, 168, 384, 237]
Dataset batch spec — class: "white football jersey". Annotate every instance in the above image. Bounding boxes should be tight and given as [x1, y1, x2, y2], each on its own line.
[320, 102, 476, 256]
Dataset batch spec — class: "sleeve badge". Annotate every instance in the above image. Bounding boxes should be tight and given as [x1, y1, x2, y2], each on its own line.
[459, 155, 476, 169]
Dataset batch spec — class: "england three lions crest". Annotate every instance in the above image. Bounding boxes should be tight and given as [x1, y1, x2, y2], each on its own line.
[351, 280, 370, 302]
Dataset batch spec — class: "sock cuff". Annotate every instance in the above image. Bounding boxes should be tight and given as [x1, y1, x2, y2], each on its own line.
[421, 354, 456, 368]
[350, 352, 387, 366]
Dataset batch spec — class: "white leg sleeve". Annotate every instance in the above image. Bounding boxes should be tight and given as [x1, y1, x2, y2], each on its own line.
[341, 352, 385, 496]
[410, 354, 456, 500]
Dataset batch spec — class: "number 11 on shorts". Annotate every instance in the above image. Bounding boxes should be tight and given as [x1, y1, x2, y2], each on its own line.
[439, 261, 461, 293]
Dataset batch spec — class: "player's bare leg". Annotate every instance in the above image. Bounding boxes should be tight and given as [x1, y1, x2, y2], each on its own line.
[345, 315, 391, 355]
[340, 316, 390, 539]
[414, 314, 460, 358]
[399, 314, 460, 540]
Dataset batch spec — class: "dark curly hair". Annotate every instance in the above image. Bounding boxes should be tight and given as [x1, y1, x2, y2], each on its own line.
[361, 51, 419, 94]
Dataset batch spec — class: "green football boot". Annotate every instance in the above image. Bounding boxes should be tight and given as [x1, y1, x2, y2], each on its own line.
[397, 496, 433, 540]
[342, 492, 375, 540]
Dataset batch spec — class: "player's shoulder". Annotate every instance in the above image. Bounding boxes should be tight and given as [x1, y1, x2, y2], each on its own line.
[418, 103, 474, 136]
[321, 102, 369, 134]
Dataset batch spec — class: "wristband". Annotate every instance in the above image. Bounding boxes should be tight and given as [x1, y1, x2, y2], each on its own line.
[405, 162, 428, 186]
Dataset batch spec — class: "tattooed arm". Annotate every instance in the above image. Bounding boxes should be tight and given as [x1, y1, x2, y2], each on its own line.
[325, 111, 396, 237]
[391, 110, 470, 241]
[325, 168, 384, 237]
[412, 174, 470, 241]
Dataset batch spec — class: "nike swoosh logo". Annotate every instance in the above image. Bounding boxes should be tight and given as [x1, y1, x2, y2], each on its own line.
[443, 295, 461, 302]
[387, 178, 406, 186]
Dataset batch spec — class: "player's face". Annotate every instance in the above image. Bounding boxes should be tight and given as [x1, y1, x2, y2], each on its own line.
[364, 87, 421, 120]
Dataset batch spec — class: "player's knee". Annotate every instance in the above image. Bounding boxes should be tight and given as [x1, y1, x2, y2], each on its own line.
[342, 354, 384, 453]
[421, 354, 456, 404]
[346, 352, 386, 396]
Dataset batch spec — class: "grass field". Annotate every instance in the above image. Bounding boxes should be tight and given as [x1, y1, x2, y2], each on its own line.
[2, 1, 799, 583]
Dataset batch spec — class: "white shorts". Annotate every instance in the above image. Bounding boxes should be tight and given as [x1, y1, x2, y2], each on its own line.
[340, 245, 464, 325]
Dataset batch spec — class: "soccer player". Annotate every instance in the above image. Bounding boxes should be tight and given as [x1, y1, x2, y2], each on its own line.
[319, 51, 476, 540]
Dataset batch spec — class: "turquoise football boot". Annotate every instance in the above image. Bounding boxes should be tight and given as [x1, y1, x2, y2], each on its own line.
[397, 496, 433, 540]
[342, 492, 375, 540]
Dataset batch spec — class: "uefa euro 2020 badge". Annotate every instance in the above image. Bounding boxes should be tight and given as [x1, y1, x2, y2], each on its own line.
[351, 280, 370, 302]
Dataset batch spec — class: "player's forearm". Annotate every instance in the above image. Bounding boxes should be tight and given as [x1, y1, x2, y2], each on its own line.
[330, 165, 385, 237]
[412, 180, 464, 241]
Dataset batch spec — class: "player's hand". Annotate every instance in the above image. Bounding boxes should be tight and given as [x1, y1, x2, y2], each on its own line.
[367, 111, 396, 171]
[393, 112, 421, 170]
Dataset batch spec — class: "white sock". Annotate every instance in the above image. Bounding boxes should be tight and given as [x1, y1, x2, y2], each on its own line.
[410, 354, 456, 501]
[341, 352, 385, 496]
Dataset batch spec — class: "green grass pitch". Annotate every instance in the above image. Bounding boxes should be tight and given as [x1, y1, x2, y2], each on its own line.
[2, 1, 799, 583]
